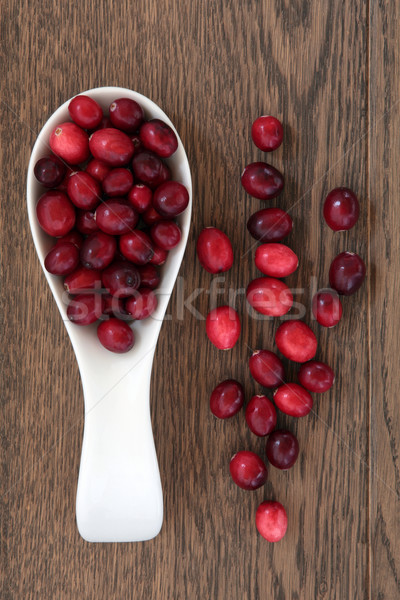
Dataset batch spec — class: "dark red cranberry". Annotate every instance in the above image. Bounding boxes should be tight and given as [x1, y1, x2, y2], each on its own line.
[102, 294, 128, 319]
[323, 187, 359, 231]
[241, 162, 284, 200]
[229, 451, 268, 490]
[256, 501, 287, 542]
[56, 167, 73, 193]
[139, 119, 178, 157]
[130, 134, 143, 154]
[64, 266, 102, 294]
[209, 379, 244, 419]
[36, 190, 75, 237]
[102, 261, 141, 298]
[131, 150, 171, 189]
[245, 395, 277, 436]
[98, 116, 112, 129]
[80, 231, 116, 270]
[329, 251, 366, 295]
[34, 155, 66, 188]
[95, 199, 138, 235]
[152, 181, 189, 217]
[109, 98, 144, 132]
[247, 208, 293, 242]
[298, 360, 335, 393]
[205, 306, 241, 349]
[119, 230, 153, 264]
[125, 288, 158, 319]
[273, 383, 313, 417]
[102, 168, 134, 196]
[68, 95, 103, 129]
[149, 245, 168, 265]
[50, 122, 89, 165]
[56, 230, 83, 250]
[266, 430, 299, 470]
[67, 293, 104, 326]
[89, 128, 134, 167]
[249, 350, 285, 388]
[251, 115, 283, 151]
[150, 221, 181, 250]
[44, 242, 79, 276]
[312, 290, 343, 327]
[97, 318, 134, 353]
[137, 264, 160, 289]
[67, 171, 101, 210]
[141, 204, 166, 225]
[246, 277, 293, 317]
[275, 320, 317, 363]
[76, 209, 99, 234]
[128, 183, 153, 213]
[196, 227, 233, 273]
[85, 159, 111, 182]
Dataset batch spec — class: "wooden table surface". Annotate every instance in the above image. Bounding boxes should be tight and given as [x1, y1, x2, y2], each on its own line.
[2, 1, 400, 598]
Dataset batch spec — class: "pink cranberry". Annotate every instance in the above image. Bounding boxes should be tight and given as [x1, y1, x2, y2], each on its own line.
[230, 451, 268, 490]
[275, 320, 317, 363]
[95, 199, 138, 235]
[119, 230, 153, 264]
[67, 172, 101, 210]
[246, 277, 293, 317]
[329, 251, 366, 295]
[67, 293, 104, 326]
[150, 221, 181, 250]
[64, 266, 102, 294]
[245, 395, 277, 436]
[266, 430, 299, 470]
[102, 168, 134, 196]
[149, 244, 168, 266]
[56, 230, 83, 249]
[34, 155, 66, 188]
[206, 305, 240, 350]
[196, 227, 233, 273]
[312, 290, 343, 327]
[85, 159, 111, 182]
[128, 184, 153, 213]
[141, 205, 167, 225]
[36, 190, 75, 237]
[44, 242, 79, 276]
[125, 288, 158, 320]
[255, 243, 298, 278]
[249, 349, 285, 388]
[152, 181, 189, 217]
[273, 383, 313, 417]
[247, 208, 293, 242]
[68, 95, 103, 129]
[139, 119, 178, 157]
[251, 116, 283, 152]
[256, 501, 287, 542]
[80, 231, 116, 270]
[76, 209, 99, 234]
[131, 150, 171, 189]
[323, 187, 359, 231]
[97, 318, 134, 353]
[137, 264, 160, 289]
[241, 162, 284, 200]
[102, 261, 141, 298]
[89, 128, 134, 167]
[50, 122, 89, 165]
[298, 360, 335, 393]
[209, 379, 244, 419]
[109, 98, 144, 132]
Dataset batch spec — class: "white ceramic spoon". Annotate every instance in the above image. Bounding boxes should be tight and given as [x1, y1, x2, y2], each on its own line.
[26, 87, 192, 542]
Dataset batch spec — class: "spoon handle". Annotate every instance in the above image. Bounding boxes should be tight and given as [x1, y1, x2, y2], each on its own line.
[75, 351, 163, 542]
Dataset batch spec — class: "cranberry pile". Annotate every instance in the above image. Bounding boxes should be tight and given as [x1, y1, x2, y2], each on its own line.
[34, 95, 189, 353]
[197, 114, 366, 542]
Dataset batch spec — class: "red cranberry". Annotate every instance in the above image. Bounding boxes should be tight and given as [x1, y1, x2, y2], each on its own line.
[120, 230, 153, 264]
[68, 95, 103, 129]
[56, 230, 83, 250]
[67, 171, 101, 210]
[266, 430, 299, 470]
[142, 205, 167, 225]
[323, 187, 359, 231]
[80, 231, 116, 270]
[275, 320, 317, 363]
[152, 181, 189, 217]
[125, 288, 158, 319]
[109, 98, 144, 132]
[102, 168, 134, 196]
[67, 293, 104, 326]
[312, 290, 343, 327]
[89, 128, 134, 167]
[245, 395, 277, 436]
[76, 209, 99, 234]
[102, 261, 141, 298]
[149, 244, 168, 265]
[131, 150, 171, 189]
[247, 208, 293, 242]
[97, 318, 134, 353]
[150, 221, 181, 250]
[206, 305, 240, 350]
[95, 199, 138, 235]
[128, 184, 153, 213]
[255, 243, 298, 278]
[36, 190, 75, 237]
[50, 122, 89, 165]
[64, 266, 102, 294]
[98, 116, 112, 129]
[85, 159, 111, 182]
[241, 162, 284, 200]
[34, 155, 66, 188]
[329, 251, 366, 295]
[256, 501, 287, 542]
[139, 119, 178, 157]
[130, 134, 143, 154]
[251, 116, 283, 152]
[298, 360, 335, 393]
[196, 227, 233, 273]
[209, 379, 244, 419]
[44, 242, 79, 276]
[137, 264, 160, 289]
[102, 294, 127, 319]
[56, 169, 73, 193]
[230, 451, 268, 490]
[246, 277, 293, 317]
[273, 383, 313, 417]
[249, 349, 285, 388]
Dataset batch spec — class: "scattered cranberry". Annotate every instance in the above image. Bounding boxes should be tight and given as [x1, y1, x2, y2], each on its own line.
[241, 162, 284, 200]
[89, 128, 134, 166]
[275, 320, 317, 363]
[312, 290, 343, 327]
[80, 231, 116, 270]
[128, 184, 153, 213]
[34, 155, 66, 188]
[256, 501, 287, 542]
[266, 430, 299, 470]
[95, 199, 138, 235]
[142, 205, 167, 225]
[36, 190, 75, 237]
[298, 360, 335, 393]
[273, 383, 313, 417]
[152, 181, 189, 217]
[102, 168, 134, 196]
[50, 122, 89, 165]
[76, 209, 99, 234]
[247, 208, 293, 242]
[246, 276, 293, 317]
[64, 266, 102, 294]
[56, 230, 83, 250]
[109, 98, 144, 132]
[149, 245, 168, 266]
[131, 150, 171, 189]
[125, 288, 158, 319]
[249, 349, 285, 388]
[102, 261, 141, 298]
[97, 318, 135, 353]
[150, 221, 181, 250]
[68, 95, 103, 129]
[44, 241, 79, 276]
[209, 379, 244, 419]
[67, 293, 104, 326]
[85, 159, 111, 182]
[323, 187, 359, 231]
[245, 395, 277, 436]
[67, 171, 101, 210]
[230, 451, 268, 490]
[206, 305, 240, 350]
[251, 116, 283, 152]
[329, 251, 366, 295]
[255, 243, 298, 278]
[139, 119, 178, 158]
[196, 227, 233, 273]
[120, 230, 154, 264]
[137, 264, 160, 289]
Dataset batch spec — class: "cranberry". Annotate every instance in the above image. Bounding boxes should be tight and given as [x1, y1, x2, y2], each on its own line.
[323, 187, 359, 231]
[312, 290, 343, 327]
[255, 243, 298, 278]
[89, 128, 134, 166]
[125, 288, 158, 320]
[85, 159, 111, 182]
[205, 305, 240, 350]
[298, 360, 335, 393]
[109, 98, 144, 132]
[246, 277, 293, 317]
[67, 171, 101, 210]
[44, 242, 79, 276]
[120, 230, 153, 264]
[34, 155, 66, 188]
[275, 320, 317, 363]
[128, 184, 153, 213]
[97, 318, 134, 353]
[249, 349, 285, 388]
[56, 168, 73, 193]
[266, 430, 299, 470]
[150, 221, 181, 250]
[36, 190, 75, 237]
[68, 95, 103, 129]
[241, 162, 284, 200]
[137, 264, 160, 289]
[141, 204, 167, 225]
[152, 181, 189, 217]
[102, 261, 141, 298]
[245, 395, 277, 436]
[102, 168, 134, 197]
[102, 294, 127, 319]
[131, 150, 171, 189]
[67, 293, 104, 326]
[196, 227, 233, 273]
[98, 116, 112, 129]
[149, 244, 168, 265]
[209, 379, 244, 419]
[256, 501, 287, 542]
[247, 208, 293, 242]
[251, 116, 283, 152]
[56, 230, 83, 249]
[130, 134, 143, 154]
[139, 119, 178, 157]
[273, 383, 313, 417]
[80, 231, 116, 270]
[76, 209, 99, 234]
[95, 199, 138, 235]
[50, 122, 89, 165]
[329, 251, 366, 295]
[64, 266, 102, 294]
[229, 451, 268, 490]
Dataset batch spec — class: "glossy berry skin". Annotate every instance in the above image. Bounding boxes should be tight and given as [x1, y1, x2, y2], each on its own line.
[312, 290, 343, 327]
[34, 155, 66, 188]
[89, 128, 134, 167]
[76, 209, 99, 234]
[329, 251, 366, 295]
[109, 98, 144, 132]
[120, 230, 153, 265]
[50, 122, 89, 164]
[67, 293, 104, 326]
[245, 395, 277, 436]
[149, 245, 168, 265]
[273, 383, 313, 417]
[256, 501, 287, 542]
[56, 230, 83, 249]
[255, 243, 298, 278]
[249, 349, 285, 388]
[275, 320, 317, 363]
[125, 288, 158, 319]
[266, 430, 299, 470]
[80, 231, 116, 270]
[44, 242, 79, 276]
[142, 205, 166, 225]
[102, 261, 141, 298]
[67, 172, 101, 210]
[196, 227, 233, 273]
[246, 277, 293, 317]
[139, 119, 178, 157]
[241, 162, 284, 200]
[131, 150, 171, 189]
[64, 266, 101, 294]
[102, 168, 134, 197]
[97, 318, 134, 353]
[323, 187, 359, 231]
[206, 305, 241, 350]
[247, 208, 293, 242]
[150, 221, 181, 250]
[298, 360, 335, 393]
[251, 116, 283, 152]
[128, 184, 153, 213]
[95, 199, 138, 235]
[85, 159, 111, 182]
[229, 451, 268, 490]
[68, 95, 103, 129]
[36, 191, 75, 237]
[137, 264, 160, 289]
[152, 181, 189, 217]
[209, 379, 244, 419]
